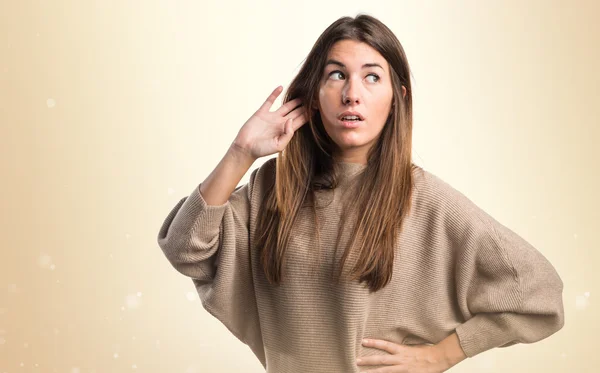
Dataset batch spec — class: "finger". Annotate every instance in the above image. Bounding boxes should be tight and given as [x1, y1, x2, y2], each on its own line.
[276, 118, 294, 150]
[284, 104, 302, 119]
[355, 354, 399, 367]
[362, 339, 402, 354]
[357, 366, 398, 373]
[285, 106, 306, 122]
[276, 97, 303, 116]
[284, 106, 309, 126]
[290, 113, 308, 131]
[259, 85, 284, 113]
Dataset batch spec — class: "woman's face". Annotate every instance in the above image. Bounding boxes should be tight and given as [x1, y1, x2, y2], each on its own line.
[317, 39, 401, 164]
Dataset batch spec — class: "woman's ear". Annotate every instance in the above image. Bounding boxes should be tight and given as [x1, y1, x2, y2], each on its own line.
[402, 85, 407, 98]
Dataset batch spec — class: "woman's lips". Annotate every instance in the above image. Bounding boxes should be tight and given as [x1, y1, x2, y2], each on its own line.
[338, 118, 363, 128]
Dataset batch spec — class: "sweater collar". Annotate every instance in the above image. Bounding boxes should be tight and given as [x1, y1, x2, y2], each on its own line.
[333, 161, 367, 186]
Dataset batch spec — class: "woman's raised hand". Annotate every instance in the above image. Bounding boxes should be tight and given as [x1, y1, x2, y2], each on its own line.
[232, 86, 308, 160]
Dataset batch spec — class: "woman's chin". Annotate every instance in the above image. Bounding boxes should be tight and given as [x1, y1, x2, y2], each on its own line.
[334, 139, 370, 151]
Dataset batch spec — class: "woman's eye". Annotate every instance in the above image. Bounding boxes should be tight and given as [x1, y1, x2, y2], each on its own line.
[366, 74, 380, 83]
[328, 71, 380, 82]
[329, 71, 344, 80]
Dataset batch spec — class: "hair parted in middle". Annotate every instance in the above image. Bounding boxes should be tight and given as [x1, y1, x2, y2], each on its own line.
[254, 14, 421, 293]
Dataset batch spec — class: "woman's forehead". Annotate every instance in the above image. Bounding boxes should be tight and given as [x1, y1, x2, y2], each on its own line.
[326, 40, 387, 69]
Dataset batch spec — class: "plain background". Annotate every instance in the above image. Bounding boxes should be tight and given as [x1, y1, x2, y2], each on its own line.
[1, 0, 598, 372]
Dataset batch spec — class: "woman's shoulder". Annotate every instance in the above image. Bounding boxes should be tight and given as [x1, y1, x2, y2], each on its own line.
[410, 165, 493, 226]
[412, 166, 462, 198]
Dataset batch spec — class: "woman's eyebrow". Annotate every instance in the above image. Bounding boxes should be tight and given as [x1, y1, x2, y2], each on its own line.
[325, 59, 384, 70]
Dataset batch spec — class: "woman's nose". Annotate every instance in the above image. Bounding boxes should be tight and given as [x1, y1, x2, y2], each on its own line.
[342, 80, 360, 105]
[343, 94, 359, 105]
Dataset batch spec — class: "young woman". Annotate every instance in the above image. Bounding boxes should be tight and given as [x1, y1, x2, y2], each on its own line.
[157, 14, 564, 373]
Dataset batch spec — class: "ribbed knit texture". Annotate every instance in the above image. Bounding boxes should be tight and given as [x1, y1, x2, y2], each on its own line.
[157, 158, 564, 372]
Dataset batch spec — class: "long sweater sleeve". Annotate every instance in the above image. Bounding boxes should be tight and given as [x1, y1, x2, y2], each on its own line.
[156, 166, 267, 366]
[434, 177, 566, 358]
[157, 168, 258, 283]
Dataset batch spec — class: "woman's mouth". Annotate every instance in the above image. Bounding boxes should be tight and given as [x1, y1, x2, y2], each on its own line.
[338, 118, 363, 128]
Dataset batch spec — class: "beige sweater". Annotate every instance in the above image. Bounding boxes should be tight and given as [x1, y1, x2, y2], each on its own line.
[157, 158, 564, 372]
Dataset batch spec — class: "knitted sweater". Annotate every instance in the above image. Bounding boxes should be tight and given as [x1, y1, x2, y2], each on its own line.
[157, 158, 564, 372]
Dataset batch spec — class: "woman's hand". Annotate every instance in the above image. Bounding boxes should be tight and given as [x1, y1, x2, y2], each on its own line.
[357, 338, 453, 373]
[232, 85, 308, 160]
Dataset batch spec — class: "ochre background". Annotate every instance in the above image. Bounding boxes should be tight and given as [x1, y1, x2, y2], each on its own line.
[1, 0, 598, 372]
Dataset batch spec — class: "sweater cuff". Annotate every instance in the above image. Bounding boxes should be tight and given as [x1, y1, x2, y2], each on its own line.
[172, 183, 230, 239]
[454, 313, 516, 358]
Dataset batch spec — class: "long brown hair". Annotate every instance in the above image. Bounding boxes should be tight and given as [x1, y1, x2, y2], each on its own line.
[255, 14, 420, 293]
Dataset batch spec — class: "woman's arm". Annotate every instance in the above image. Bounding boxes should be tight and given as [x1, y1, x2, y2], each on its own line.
[199, 143, 256, 206]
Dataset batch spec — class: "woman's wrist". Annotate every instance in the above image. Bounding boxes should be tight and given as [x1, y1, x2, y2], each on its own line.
[434, 332, 467, 368]
[229, 141, 257, 166]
